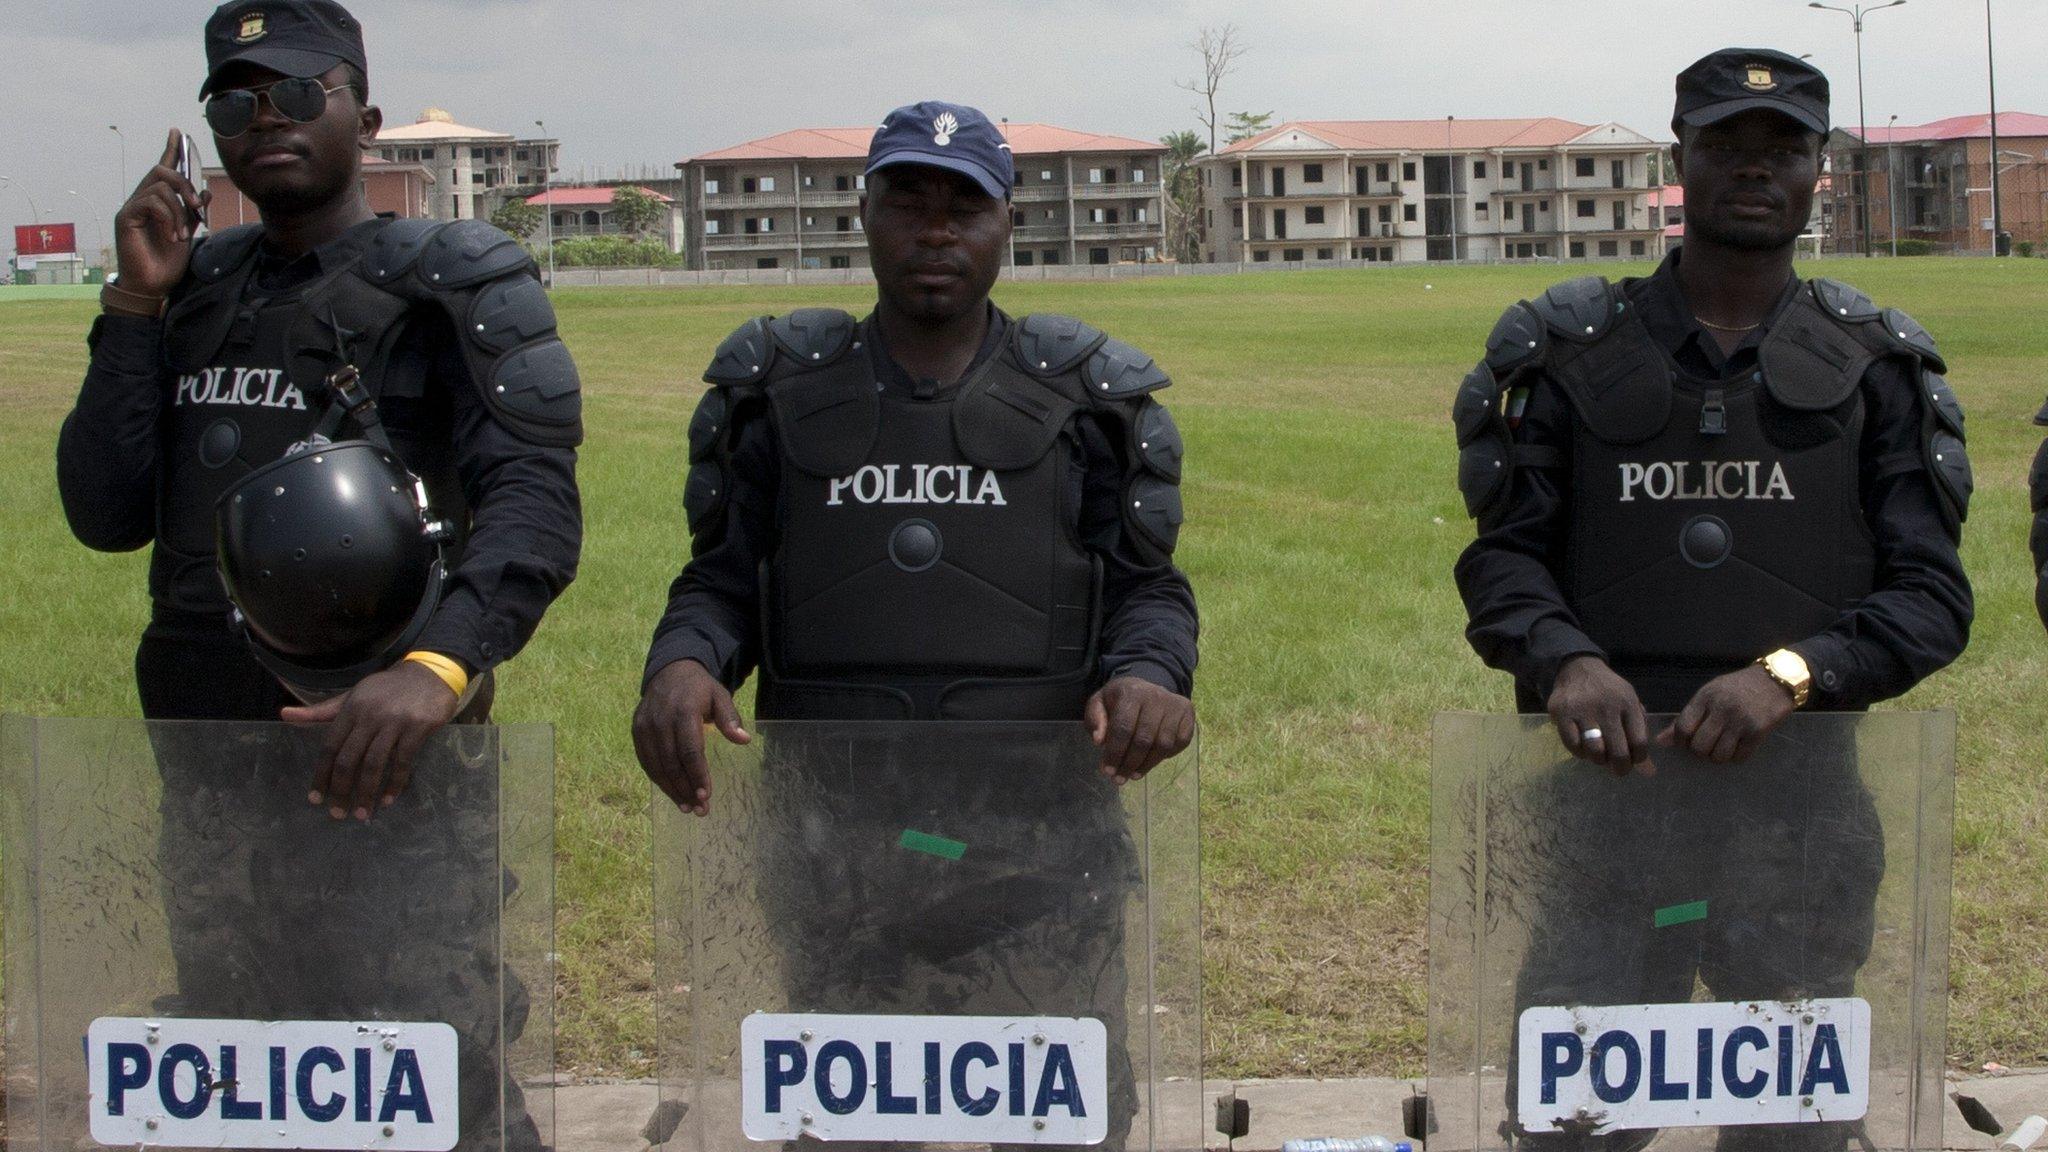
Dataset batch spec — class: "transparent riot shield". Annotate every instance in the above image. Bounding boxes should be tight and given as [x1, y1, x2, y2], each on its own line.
[0, 716, 555, 1152]
[1423, 712, 1953, 1152]
[652, 722, 1200, 1151]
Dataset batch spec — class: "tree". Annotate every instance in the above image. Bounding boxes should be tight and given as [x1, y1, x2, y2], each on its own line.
[490, 198, 542, 241]
[1224, 112, 1275, 146]
[1175, 24, 1244, 158]
[609, 186, 666, 242]
[1159, 130, 1208, 264]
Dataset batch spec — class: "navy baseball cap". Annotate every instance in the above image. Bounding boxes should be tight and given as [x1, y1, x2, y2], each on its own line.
[1673, 48, 1830, 137]
[865, 101, 1014, 199]
[199, 0, 367, 98]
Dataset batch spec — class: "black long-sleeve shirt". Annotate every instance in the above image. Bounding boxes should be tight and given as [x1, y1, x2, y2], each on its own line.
[57, 230, 581, 675]
[1455, 252, 1971, 712]
[644, 307, 1199, 699]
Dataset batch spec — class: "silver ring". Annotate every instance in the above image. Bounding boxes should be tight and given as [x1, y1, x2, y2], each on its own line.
[1581, 727, 1604, 743]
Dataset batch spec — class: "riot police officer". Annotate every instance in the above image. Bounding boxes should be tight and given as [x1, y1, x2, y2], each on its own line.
[1454, 47, 1969, 766]
[57, 0, 583, 817]
[1451, 49, 1971, 1152]
[54, 5, 579, 1148]
[632, 101, 1197, 1151]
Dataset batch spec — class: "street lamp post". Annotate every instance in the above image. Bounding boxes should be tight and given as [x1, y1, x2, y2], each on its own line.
[69, 190, 108, 273]
[0, 176, 42, 222]
[1886, 115, 1899, 257]
[535, 119, 554, 286]
[109, 125, 127, 192]
[1809, 0, 1907, 257]
[1985, 0, 2002, 255]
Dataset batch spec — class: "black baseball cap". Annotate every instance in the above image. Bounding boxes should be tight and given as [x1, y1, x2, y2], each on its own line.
[199, 0, 367, 98]
[1673, 48, 1829, 137]
[866, 101, 1014, 200]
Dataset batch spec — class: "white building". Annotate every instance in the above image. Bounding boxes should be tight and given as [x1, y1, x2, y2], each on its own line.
[372, 108, 557, 223]
[1198, 118, 1668, 264]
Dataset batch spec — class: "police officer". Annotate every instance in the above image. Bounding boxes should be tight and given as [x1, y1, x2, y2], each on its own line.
[1452, 50, 1971, 1152]
[54, 4, 579, 1148]
[632, 101, 1197, 1150]
[57, 0, 583, 816]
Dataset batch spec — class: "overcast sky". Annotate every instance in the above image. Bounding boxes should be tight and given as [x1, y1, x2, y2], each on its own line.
[4, 0, 2042, 261]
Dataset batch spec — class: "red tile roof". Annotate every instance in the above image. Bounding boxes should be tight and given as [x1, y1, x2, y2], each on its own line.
[1845, 112, 2048, 144]
[526, 185, 672, 207]
[689, 123, 1164, 164]
[1219, 117, 1601, 155]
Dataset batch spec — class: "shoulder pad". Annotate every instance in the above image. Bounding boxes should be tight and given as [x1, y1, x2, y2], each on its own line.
[1483, 301, 1547, 375]
[361, 218, 441, 285]
[1811, 278, 1882, 324]
[706, 317, 773, 385]
[417, 219, 532, 290]
[1880, 306, 1947, 372]
[1529, 276, 1620, 341]
[487, 339, 583, 447]
[1083, 337, 1170, 401]
[468, 275, 559, 357]
[768, 308, 858, 367]
[187, 224, 263, 283]
[1014, 313, 1107, 376]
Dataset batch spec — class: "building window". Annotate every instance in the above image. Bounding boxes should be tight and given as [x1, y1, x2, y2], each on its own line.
[1016, 250, 1034, 266]
[1575, 157, 1595, 178]
[1316, 247, 1333, 260]
[1253, 250, 1270, 262]
[757, 258, 778, 269]
[1536, 243, 1549, 256]
[1304, 163, 1324, 183]
[1283, 248, 1304, 261]
[1539, 200, 1549, 211]
[1630, 239, 1647, 256]
[760, 176, 776, 192]
[833, 175, 849, 191]
[1577, 199, 1596, 218]
[1378, 204, 1392, 223]
[1598, 240, 1619, 256]
[1612, 202, 1626, 229]
[1358, 208, 1371, 233]
[744, 218, 758, 234]
[1475, 202, 1489, 217]
[1273, 208, 1287, 238]
[1231, 168, 1242, 186]
[803, 215, 815, 227]
[1305, 206, 1325, 224]
[1089, 247, 1110, 264]
[1088, 168, 1105, 184]
[742, 177, 757, 193]
[1135, 206, 1149, 223]
[1539, 159, 1550, 171]
[802, 175, 814, 188]
[1503, 161, 1514, 177]
[837, 215, 851, 232]
[582, 210, 600, 227]
[1402, 161, 1417, 181]
[705, 220, 721, 234]
[1403, 204, 1417, 222]
[1013, 210, 1025, 225]
[1043, 208, 1055, 220]
[1043, 249, 1060, 265]
[1473, 160, 1487, 179]
[856, 175, 866, 190]
[1132, 168, 1146, 183]
[1041, 169, 1055, 181]
[1570, 241, 1586, 257]
[829, 255, 850, 269]
[1376, 162, 1390, 182]
[704, 179, 721, 194]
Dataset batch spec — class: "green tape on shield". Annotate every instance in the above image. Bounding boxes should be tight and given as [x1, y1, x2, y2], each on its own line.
[1654, 900, 1708, 928]
[898, 829, 967, 860]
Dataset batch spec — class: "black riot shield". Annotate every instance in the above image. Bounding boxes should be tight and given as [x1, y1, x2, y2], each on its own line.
[652, 722, 1200, 1151]
[1423, 712, 1953, 1152]
[0, 716, 555, 1152]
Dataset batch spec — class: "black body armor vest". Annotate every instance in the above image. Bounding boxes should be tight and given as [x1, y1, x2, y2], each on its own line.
[692, 310, 1181, 722]
[150, 217, 583, 622]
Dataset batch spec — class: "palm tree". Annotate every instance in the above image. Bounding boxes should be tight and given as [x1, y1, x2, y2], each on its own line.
[1159, 130, 1208, 263]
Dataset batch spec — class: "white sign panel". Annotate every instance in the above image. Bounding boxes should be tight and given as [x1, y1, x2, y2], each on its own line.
[1518, 999, 1870, 1133]
[740, 1013, 1108, 1144]
[87, 1017, 460, 1150]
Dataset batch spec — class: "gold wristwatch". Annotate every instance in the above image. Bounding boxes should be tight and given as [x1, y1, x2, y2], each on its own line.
[1756, 648, 1812, 709]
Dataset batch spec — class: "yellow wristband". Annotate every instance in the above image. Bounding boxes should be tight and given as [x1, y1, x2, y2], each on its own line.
[402, 651, 469, 698]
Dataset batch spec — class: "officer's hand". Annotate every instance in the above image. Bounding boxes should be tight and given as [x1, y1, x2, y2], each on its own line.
[282, 662, 462, 820]
[113, 129, 209, 299]
[1546, 655, 1653, 775]
[632, 659, 748, 816]
[1656, 666, 1793, 764]
[1083, 676, 1195, 783]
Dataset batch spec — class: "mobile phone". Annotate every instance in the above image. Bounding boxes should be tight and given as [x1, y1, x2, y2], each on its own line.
[175, 130, 209, 239]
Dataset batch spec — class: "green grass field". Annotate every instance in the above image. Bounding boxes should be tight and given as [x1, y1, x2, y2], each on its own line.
[3, 258, 2044, 1079]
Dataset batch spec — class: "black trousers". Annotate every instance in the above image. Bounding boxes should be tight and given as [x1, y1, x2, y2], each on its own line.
[136, 623, 539, 1152]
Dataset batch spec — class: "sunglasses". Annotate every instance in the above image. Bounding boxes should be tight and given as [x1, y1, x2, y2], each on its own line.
[203, 77, 351, 139]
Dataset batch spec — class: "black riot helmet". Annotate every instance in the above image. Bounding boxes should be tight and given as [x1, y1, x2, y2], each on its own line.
[216, 366, 448, 702]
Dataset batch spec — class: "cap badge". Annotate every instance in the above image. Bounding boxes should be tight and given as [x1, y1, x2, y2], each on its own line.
[1742, 64, 1777, 92]
[235, 12, 268, 42]
[933, 112, 958, 147]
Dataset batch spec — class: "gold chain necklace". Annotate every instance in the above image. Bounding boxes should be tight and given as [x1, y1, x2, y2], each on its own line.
[1695, 315, 1762, 333]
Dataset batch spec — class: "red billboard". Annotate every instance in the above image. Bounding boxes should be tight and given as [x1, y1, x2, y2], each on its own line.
[15, 223, 77, 257]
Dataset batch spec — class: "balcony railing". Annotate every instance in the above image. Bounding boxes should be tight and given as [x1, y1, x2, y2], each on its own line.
[1073, 222, 1161, 239]
[702, 190, 798, 208]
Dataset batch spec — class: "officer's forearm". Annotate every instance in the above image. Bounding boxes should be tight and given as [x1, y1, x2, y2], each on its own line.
[58, 315, 167, 551]
[1098, 570, 1198, 697]
[417, 452, 581, 672]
